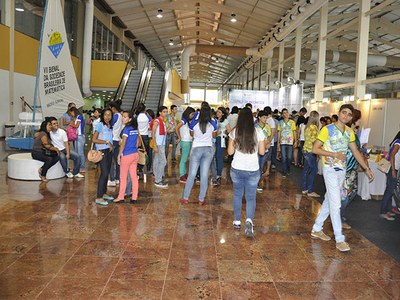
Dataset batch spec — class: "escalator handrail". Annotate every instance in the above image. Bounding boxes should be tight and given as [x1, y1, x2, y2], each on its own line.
[114, 56, 135, 102]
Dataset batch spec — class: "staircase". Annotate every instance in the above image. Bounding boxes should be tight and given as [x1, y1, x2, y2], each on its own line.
[144, 71, 165, 113]
[120, 70, 142, 111]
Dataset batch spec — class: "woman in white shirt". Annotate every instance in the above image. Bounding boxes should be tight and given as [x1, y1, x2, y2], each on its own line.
[227, 107, 265, 238]
[180, 105, 217, 205]
[175, 107, 195, 183]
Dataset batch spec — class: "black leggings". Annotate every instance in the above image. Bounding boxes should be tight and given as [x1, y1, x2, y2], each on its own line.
[97, 149, 112, 198]
[31, 151, 60, 176]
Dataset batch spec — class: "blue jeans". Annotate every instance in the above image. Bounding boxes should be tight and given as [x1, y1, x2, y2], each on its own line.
[258, 152, 268, 177]
[230, 167, 260, 222]
[313, 167, 346, 243]
[280, 144, 293, 175]
[59, 149, 81, 175]
[215, 136, 224, 177]
[183, 146, 214, 201]
[109, 140, 120, 181]
[341, 189, 357, 218]
[380, 167, 397, 214]
[165, 132, 177, 160]
[97, 149, 112, 198]
[301, 152, 317, 193]
[74, 135, 85, 171]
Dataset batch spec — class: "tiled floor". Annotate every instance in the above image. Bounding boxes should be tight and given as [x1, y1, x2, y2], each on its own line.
[0, 149, 400, 299]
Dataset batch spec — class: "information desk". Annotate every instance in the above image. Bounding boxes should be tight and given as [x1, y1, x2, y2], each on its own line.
[357, 161, 387, 200]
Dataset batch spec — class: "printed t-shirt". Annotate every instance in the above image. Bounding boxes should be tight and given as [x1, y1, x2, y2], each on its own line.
[303, 124, 319, 153]
[317, 123, 355, 170]
[278, 119, 296, 145]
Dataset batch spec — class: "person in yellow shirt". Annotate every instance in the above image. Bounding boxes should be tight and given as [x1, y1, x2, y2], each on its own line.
[277, 108, 297, 177]
[311, 104, 374, 252]
[301, 111, 320, 198]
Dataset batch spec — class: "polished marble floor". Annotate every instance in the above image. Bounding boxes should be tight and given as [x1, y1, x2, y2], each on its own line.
[0, 147, 400, 299]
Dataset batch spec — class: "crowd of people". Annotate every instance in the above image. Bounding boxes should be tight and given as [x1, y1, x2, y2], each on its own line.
[31, 100, 400, 250]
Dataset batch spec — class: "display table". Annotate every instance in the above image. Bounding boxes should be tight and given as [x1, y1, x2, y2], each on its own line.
[357, 161, 387, 200]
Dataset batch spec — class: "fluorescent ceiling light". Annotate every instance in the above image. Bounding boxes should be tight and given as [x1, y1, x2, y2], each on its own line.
[15, 8, 24, 12]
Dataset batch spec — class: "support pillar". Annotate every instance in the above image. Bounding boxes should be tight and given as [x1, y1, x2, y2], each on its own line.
[354, 0, 371, 100]
[314, 3, 328, 102]
[294, 25, 303, 81]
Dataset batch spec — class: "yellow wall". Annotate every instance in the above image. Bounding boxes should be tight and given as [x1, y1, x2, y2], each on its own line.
[0, 24, 80, 79]
[170, 69, 183, 99]
[0, 25, 10, 70]
[90, 60, 127, 88]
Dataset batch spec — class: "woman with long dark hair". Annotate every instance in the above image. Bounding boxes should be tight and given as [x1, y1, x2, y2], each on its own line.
[92, 108, 114, 206]
[380, 131, 400, 220]
[180, 105, 217, 205]
[227, 107, 265, 237]
[214, 106, 231, 185]
[32, 119, 60, 182]
[175, 106, 195, 183]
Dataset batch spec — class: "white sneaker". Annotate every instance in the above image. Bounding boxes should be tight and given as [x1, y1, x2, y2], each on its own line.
[233, 220, 241, 229]
[245, 218, 254, 238]
[74, 173, 84, 178]
[107, 180, 116, 187]
[115, 180, 120, 185]
[66, 172, 73, 178]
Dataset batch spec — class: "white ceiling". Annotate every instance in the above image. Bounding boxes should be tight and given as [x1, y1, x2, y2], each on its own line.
[105, 0, 400, 94]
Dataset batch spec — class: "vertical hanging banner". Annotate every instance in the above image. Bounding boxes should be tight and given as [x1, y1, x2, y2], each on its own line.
[38, 0, 84, 118]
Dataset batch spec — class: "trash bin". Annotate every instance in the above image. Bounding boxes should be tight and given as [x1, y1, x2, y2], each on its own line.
[5, 122, 16, 138]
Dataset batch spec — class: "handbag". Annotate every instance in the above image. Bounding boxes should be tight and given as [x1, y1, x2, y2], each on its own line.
[67, 125, 78, 142]
[137, 134, 147, 166]
[87, 143, 103, 163]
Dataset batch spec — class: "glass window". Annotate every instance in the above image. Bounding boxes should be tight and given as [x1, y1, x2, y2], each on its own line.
[190, 88, 205, 101]
[14, 0, 44, 40]
[64, 0, 78, 56]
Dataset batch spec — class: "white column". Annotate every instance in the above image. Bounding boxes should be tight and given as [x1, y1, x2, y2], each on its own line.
[314, 3, 328, 102]
[9, 0, 15, 122]
[354, 0, 371, 100]
[278, 42, 285, 82]
[266, 57, 272, 90]
[294, 25, 303, 81]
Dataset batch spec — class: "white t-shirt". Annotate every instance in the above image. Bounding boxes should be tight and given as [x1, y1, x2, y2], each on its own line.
[112, 112, 124, 141]
[189, 119, 217, 148]
[393, 140, 400, 170]
[230, 128, 264, 172]
[50, 128, 68, 151]
[154, 118, 166, 146]
[179, 118, 192, 142]
[227, 114, 238, 129]
[137, 113, 150, 136]
[266, 116, 276, 146]
[299, 123, 306, 141]
[92, 118, 100, 134]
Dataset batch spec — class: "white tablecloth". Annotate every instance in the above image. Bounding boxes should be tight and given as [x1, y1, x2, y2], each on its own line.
[357, 161, 387, 200]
